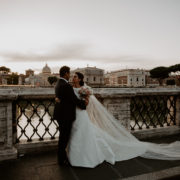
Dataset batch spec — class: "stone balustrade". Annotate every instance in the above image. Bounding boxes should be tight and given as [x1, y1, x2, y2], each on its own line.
[0, 87, 180, 161]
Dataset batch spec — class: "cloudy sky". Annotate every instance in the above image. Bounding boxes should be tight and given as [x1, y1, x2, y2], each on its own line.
[0, 0, 180, 74]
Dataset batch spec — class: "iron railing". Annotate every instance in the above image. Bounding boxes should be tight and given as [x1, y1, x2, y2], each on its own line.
[15, 98, 58, 143]
[130, 95, 177, 130]
[15, 95, 178, 143]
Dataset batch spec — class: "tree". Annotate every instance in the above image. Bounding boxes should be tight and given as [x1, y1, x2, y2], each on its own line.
[7, 73, 19, 85]
[0, 66, 10, 73]
[150, 66, 170, 85]
[169, 64, 180, 73]
[48, 76, 58, 85]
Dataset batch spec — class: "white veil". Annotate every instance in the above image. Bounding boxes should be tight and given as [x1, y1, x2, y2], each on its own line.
[86, 93, 180, 161]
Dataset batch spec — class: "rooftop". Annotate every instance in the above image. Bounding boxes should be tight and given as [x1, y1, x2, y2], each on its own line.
[106, 68, 147, 74]
[74, 66, 104, 71]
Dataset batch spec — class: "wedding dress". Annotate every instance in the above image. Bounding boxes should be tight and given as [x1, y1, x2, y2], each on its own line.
[67, 87, 180, 168]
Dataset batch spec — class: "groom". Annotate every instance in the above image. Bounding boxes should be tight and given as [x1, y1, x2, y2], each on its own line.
[53, 66, 87, 165]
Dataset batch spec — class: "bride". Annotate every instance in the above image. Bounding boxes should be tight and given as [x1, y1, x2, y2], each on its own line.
[67, 72, 180, 168]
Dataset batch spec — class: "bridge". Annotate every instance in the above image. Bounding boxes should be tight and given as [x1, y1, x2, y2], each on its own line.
[0, 87, 180, 179]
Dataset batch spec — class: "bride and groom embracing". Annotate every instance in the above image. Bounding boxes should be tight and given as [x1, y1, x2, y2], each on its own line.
[54, 66, 180, 168]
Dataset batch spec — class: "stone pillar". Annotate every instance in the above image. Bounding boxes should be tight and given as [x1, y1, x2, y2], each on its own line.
[102, 97, 131, 129]
[0, 100, 17, 161]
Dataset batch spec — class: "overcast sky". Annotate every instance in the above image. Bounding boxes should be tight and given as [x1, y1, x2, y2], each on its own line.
[0, 0, 180, 74]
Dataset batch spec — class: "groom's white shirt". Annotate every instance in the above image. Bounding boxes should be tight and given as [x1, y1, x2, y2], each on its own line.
[60, 77, 69, 83]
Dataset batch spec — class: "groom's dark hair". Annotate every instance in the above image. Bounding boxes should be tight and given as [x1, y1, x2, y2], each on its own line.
[59, 66, 70, 77]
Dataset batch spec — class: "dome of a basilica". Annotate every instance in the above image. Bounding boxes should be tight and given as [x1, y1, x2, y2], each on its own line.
[42, 64, 51, 74]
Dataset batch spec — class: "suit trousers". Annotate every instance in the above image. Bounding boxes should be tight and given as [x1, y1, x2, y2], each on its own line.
[57, 119, 73, 162]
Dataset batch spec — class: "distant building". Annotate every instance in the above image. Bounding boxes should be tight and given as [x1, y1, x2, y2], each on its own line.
[25, 69, 34, 77]
[144, 70, 159, 87]
[25, 74, 42, 86]
[105, 69, 146, 87]
[38, 64, 52, 86]
[0, 70, 9, 85]
[104, 69, 159, 87]
[25, 64, 54, 86]
[70, 66, 104, 86]
[18, 74, 26, 85]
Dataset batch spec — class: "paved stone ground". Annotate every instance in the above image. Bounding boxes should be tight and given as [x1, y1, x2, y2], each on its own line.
[0, 135, 180, 180]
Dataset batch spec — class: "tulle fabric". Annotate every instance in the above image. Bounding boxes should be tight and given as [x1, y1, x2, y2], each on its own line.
[68, 86, 180, 168]
[87, 94, 180, 161]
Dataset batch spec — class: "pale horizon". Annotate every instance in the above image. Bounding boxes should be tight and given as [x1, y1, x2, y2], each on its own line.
[0, 0, 180, 74]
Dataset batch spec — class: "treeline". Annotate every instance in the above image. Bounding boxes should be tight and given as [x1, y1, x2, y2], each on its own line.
[150, 64, 180, 85]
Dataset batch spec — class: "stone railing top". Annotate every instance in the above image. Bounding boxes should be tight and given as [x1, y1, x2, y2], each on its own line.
[93, 87, 180, 97]
[0, 89, 18, 100]
[0, 87, 180, 100]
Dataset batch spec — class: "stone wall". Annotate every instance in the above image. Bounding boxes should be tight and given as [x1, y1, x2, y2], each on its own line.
[102, 97, 131, 129]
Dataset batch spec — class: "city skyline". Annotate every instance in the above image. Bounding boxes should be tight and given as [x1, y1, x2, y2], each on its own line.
[0, 0, 180, 73]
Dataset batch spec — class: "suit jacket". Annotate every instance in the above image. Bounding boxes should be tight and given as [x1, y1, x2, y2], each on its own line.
[53, 78, 86, 124]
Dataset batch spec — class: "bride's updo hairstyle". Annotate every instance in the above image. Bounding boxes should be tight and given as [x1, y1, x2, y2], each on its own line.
[75, 72, 84, 86]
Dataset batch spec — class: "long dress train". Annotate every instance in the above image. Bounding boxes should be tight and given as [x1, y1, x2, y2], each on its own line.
[67, 87, 180, 168]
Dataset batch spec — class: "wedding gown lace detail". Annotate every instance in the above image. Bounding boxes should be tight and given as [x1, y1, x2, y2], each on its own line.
[67, 87, 180, 168]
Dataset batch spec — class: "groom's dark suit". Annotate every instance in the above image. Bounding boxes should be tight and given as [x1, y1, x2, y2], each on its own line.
[53, 78, 86, 163]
